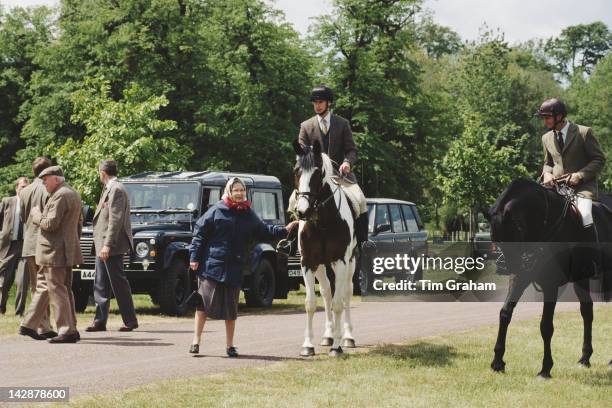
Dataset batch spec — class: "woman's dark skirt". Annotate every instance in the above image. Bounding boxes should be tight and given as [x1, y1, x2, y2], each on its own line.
[195, 277, 240, 320]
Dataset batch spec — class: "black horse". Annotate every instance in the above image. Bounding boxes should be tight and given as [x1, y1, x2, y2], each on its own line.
[488, 178, 612, 378]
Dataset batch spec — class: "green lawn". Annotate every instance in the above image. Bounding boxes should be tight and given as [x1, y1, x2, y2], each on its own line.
[61, 304, 612, 408]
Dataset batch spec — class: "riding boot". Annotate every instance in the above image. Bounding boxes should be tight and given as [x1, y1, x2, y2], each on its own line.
[575, 225, 601, 281]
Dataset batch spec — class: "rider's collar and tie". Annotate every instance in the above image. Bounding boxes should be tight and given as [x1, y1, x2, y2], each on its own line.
[317, 112, 331, 134]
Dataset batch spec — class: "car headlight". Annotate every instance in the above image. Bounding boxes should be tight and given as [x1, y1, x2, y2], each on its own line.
[135, 242, 149, 258]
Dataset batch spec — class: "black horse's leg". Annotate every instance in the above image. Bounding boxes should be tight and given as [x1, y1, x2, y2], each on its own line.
[537, 286, 559, 379]
[491, 274, 530, 372]
[573, 279, 593, 367]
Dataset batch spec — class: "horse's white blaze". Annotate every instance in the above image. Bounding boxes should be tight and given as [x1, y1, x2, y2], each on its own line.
[296, 167, 313, 215]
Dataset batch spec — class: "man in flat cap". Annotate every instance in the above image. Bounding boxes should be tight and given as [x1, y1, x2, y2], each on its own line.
[19, 166, 83, 343]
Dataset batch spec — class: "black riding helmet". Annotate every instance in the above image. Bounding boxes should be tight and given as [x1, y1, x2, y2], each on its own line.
[534, 98, 567, 118]
[310, 85, 333, 102]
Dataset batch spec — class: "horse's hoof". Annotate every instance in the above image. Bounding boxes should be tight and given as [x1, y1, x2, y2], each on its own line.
[342, 338, 356, 348]
[577, 358, 591, 368]
[329, 347, 343, 357]
[536, 371, 552, 380]
[320, 337, 333, 347]
[490, 360, 505, 373]
[300, 347, 315, 357]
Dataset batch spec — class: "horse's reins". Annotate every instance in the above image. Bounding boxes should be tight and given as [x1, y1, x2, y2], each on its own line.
[540, 174, 585, 241]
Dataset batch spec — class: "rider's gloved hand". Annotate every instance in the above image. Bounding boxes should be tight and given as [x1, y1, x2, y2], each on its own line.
[568, 172, 583, 187]
[542, 172, 554, 186]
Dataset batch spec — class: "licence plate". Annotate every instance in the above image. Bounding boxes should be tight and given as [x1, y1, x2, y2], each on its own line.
[80, 270, 96, 280]
[288, 269, 302, 277]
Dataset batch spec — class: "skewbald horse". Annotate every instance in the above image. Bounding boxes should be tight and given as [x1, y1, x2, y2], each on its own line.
[293, 139, 358, 357]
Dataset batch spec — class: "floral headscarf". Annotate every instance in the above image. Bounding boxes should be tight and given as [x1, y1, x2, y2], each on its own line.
[222, 177, 251, 211]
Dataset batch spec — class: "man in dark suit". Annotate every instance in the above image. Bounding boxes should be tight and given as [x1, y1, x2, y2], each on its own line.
[289, 85, 368, 243]
[19, 166, 83, 343]
[0, 177, 29, 314]
[17, 157, 54, 330]
[86, 160, 138, 332]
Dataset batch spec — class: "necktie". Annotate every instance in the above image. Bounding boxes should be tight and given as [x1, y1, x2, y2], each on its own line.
[556, 130, 564, 152]
[321, 118, 328, 134]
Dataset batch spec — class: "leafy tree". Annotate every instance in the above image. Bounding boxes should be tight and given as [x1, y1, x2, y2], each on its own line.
[415, 14, 462, 59]
[0, 6, 54, 196]
[54, 77, 190, 206]
[566, 54, 612, 191]
[308, 0, 427, 199]
[546, 22, 611, 77]
[438, 113, 528, 235]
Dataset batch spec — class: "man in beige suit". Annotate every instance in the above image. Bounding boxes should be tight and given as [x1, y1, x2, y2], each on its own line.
[537, 98, 606, 279]
[86, 160, 137, 332]
[537, 98, 606, 223]
[19, 166, 83, 343]
[0, 177, 29, 314]
[17, 157, 54, 332]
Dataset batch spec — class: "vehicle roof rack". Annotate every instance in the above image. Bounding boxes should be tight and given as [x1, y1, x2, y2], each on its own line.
[156, 171, 184, 178]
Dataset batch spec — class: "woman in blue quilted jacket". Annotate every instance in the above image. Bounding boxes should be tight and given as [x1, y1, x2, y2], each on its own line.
[188, 177, 298, 357]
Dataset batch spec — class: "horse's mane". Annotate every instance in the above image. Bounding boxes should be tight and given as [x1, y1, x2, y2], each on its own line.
[296, 145, 335, 185]
[489, 177, 545, 216]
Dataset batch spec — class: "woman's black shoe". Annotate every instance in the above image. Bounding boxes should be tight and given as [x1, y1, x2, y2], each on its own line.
[189, 344, 199, 354]
[226, 346, 238, 358]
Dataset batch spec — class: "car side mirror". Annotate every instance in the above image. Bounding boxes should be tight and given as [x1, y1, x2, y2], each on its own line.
[373, 223, 390, 236]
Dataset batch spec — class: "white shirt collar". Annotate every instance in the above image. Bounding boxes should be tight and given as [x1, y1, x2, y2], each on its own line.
[106, 176, 118, 189]
[317, 111, 331, 129]
[558, 120, 570, 142]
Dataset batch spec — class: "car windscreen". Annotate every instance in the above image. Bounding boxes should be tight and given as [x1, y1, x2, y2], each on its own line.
[125, 182, 199, 223]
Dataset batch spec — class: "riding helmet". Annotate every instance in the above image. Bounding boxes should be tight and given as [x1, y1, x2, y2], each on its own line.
[310, 85, 334, 102]
[534, 98, 567, 117]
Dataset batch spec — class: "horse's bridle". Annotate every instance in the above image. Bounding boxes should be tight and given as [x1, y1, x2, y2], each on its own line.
[295, 175, 343, 222]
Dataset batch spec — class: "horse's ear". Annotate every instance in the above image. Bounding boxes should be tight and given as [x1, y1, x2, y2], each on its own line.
[313, 140, 322, 156]
[293, 139, 304, 156]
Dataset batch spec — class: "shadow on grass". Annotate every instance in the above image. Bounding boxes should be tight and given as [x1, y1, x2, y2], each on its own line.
[574, 368, 612, 387]
[370, 342, 467, 367]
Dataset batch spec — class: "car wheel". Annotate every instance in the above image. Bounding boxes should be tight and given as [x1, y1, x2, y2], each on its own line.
[158, 258, 190, 316]
[72, 278, 91, 313]
[245, 258, 275, 307]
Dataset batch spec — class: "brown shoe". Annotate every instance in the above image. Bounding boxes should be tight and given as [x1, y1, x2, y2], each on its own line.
[119, 322, 138, 332]
[86, 322, 107, 332]
[48, 333, 79, 343]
